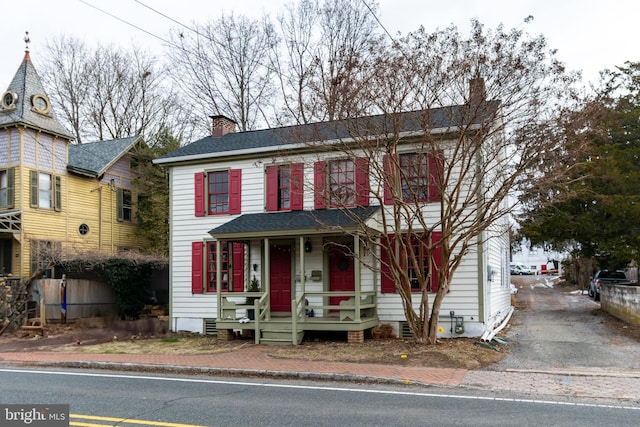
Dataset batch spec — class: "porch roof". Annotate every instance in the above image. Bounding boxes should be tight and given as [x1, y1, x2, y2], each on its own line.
[208, 206, 380, 239]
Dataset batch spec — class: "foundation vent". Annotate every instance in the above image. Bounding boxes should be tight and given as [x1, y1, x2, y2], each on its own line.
[203, 318, 218, 336]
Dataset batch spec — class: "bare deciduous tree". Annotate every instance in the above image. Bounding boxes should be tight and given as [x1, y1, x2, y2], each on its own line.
[298, 19, 586, 343]
[274, 0, 383, 124]
[42, 37, 196, 143]
[167, 13, 278, 131]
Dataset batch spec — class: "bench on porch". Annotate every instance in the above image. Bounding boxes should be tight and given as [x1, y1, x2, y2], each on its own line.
[222, 300, 240, 320]
[339, 295, 375, 321]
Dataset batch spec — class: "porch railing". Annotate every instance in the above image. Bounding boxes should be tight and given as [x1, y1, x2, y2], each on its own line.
[293, 291, 377, 322]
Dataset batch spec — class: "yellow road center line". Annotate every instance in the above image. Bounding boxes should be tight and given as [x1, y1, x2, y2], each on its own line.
[70, 413, 208, 427]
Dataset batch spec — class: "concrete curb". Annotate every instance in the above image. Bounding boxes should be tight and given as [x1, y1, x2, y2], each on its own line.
[503, 368, 640, 379]
[2, 360, 423, 386]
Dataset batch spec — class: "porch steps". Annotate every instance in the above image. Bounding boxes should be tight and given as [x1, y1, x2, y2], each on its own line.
[259, 320, 304, 345]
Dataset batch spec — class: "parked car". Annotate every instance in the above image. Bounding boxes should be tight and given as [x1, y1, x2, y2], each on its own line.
[589, 270, 631, 301]
[510, 263, 534, 275]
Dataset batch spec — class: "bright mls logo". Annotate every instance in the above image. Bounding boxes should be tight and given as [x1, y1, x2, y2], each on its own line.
[1, 405, 69, 426]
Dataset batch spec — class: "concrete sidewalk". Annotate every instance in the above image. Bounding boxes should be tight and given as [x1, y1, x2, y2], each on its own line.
[2, 346, 640, 402]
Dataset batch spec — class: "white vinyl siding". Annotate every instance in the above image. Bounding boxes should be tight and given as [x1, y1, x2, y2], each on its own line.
[167, 139, 510, 336]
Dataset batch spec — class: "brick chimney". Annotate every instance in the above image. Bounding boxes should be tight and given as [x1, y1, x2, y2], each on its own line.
[469, 77, 486, 107]
[210, 115, 237, 137]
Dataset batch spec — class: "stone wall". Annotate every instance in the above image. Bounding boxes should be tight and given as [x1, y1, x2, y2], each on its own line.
[601, 284, 640, 325]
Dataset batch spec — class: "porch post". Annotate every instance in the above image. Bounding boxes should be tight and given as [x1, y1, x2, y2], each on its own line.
[299, 235, 305, 294]
[264, 238, 270, 321]
[354, 234, 361, 321]
[216, 240, 222, 319]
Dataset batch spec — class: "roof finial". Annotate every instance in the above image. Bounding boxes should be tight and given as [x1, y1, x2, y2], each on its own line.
[24, 31, 30, 52]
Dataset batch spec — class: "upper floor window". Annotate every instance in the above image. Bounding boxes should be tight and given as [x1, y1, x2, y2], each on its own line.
[208, 170, 229, 213]
[314, 158, 369, 209]
[117, 188, 133, 222]
[129, 156, 139, 171]
[329, 159, 355, 207]
[0, 168, 14, 208]
[30, 170, 61, 211]
[266, 163, 303, 211]
[194, 170, 241, 216]
[383, 151, 443, 204]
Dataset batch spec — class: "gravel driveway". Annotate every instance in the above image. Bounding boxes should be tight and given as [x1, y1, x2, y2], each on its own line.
[487, 274, 640, 372]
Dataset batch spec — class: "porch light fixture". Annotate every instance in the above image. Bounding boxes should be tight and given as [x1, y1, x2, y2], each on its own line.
[304, 237, 312, 253]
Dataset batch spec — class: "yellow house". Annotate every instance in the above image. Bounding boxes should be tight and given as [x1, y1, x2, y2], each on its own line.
[0, 50, 144, 280]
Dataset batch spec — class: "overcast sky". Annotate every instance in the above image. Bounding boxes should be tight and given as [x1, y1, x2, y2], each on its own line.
[1, 0, 637, 92]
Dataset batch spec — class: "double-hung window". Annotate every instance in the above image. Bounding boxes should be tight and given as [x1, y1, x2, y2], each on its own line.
[30, 170, 61, 211]
[380, 232, 443, 293]
[266, 163, 303, 211]
[0, 168, 14, 208]
[117, 188, 133, 222]
[383, 151, 443, 204]
[314, 158, 369, 209]
[194, 169, 241, 216]
[191, 241, 245, 293]
[329, 159, 355, 207]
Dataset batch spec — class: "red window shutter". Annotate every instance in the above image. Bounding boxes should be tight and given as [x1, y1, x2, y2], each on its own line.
[430, 231, 443, 292]
[380, 234, 397, 293]
[194, 172, 205, 217]
[229, 169, 242, 214]
[232, 243, 245, 292]
[191, 241, 204, 294]
[429, 152, 444, 202]
[265, 166, 278, 212]
[383, 154, 395, 205]
[314, 161, 327, 209]
[355, 157, 370, 207]
[290, 163, 304, 210]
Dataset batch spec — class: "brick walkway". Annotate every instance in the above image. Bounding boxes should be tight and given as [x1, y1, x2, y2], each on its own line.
[2, 346, 640, 402]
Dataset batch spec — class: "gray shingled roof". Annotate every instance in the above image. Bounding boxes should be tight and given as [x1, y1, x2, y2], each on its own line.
[0, 52, 73, 139]
[68, 136, 141, 177]
[209, 206, 380, 238]
[156, 102, 499, 165]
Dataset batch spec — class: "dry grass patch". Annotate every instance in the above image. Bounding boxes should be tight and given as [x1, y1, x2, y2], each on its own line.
[267, 337, 506, 370]
[50, 335, 246, 355]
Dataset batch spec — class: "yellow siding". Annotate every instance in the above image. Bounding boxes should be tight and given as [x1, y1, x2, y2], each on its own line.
[6, 129, 143, 279]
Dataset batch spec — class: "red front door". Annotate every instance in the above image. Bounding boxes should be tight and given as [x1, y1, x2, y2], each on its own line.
[328, 242, 355, 310]
[270, 244, 292, 313]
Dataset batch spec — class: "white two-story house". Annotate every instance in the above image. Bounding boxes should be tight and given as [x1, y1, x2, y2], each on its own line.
[155, 84, 512, 345]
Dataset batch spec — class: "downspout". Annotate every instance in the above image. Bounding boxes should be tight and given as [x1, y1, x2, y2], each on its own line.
[476, 143, 486, 326]
[477, 231, 486, 324]
[482, 306, 514, 342]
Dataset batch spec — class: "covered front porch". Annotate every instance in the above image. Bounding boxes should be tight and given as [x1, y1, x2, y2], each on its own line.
[209, 207, 381, 345]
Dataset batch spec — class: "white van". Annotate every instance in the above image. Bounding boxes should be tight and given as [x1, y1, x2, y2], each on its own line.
[510, 262, 533, 275]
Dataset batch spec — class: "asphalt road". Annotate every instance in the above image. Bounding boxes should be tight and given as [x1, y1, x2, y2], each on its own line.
[491, 275, 640, 371]
[1, 367, 639, 427]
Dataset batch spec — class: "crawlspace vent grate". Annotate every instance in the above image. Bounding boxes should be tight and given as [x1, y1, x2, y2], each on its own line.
[399, 321, 412, 338]
[203, 318, 217, 335]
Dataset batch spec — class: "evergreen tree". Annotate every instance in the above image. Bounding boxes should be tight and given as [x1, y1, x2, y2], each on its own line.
[518, 62, 640, 268]
[133, 128, 180, 256]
